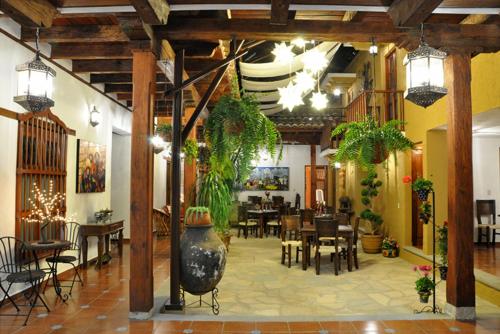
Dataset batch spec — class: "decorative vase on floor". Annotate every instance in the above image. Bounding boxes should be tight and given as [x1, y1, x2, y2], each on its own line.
[382, 248, 399, 258]
[180, 224, 227, 295]
[418, 291, 431, 303]
[361, 234, 383, 253]
[439, 266, 448, 280]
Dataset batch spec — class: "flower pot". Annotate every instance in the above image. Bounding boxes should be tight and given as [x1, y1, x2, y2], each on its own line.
[361, 234, 383, 254]
[416, 189, 430, 201]
[439, 266, 448, 280]
[382, 248, 399, 258]
[180, 224, 227, 295]
[185, 211, 211, 226]
[418, 291, 431, 303]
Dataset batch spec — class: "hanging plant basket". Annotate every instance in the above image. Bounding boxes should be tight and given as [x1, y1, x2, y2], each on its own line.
[417, 189, 430, 201]
[372, 142, 389, 164]
[223, 119, 244, 135]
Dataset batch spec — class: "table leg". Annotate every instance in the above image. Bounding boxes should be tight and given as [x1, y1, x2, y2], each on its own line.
[105, 234, 110, 257]
[347, 237, 353, 272]
[260, 215, 264, 238]
[97, 236, 104, 269]
[51, 249, 68, 302]
[82, 236, 88, 268]
[302, 233, 307, 270]
[118, 229, 123, 257]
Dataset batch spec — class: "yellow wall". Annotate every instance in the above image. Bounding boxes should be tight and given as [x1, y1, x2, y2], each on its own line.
[341, 47, 500, 254]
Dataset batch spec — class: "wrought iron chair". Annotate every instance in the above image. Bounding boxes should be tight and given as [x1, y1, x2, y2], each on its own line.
[0, 236, 49, 325]
[280, 215, 302, 268]
[313, 217, 341, 275]
[44, 222, 83, 295]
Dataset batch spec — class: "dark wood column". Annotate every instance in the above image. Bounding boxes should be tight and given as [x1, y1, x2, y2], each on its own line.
[183, 107, 197, 208]
[445, 52, 475, 318]
[310, 145, 317, 207]
[130, 50, 156, 314]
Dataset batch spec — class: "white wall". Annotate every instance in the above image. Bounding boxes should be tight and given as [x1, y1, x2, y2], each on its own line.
[473, 135, 500, 242]
[237, 145, 329, 208]
[111, 133, 131, 239]
[154, 155, 168, 209]
[0, 23, 130, 265]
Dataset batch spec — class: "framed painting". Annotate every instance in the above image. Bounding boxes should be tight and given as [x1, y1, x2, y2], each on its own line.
[76, 139, 106, 193]
[243, 167, 289, 191]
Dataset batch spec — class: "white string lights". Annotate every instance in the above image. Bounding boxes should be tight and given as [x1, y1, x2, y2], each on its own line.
[273, 39, 331, 112]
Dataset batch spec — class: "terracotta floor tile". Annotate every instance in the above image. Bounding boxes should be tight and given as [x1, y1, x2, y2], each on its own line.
[382, 320, 424, 332]
[416, 320, 453, 332]
[190, 321, 223, 332]
[319, 321, 356, 332]
[255, 322, 289, 332]
[288, 322, 321, 332]
[155, 321, 193, 332]
[351, 321, 386, 332]
[222, 322, 256, 332]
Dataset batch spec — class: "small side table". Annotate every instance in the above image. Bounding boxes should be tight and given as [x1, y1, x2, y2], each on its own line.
[27, 240, 71, 302]
[80, 220, 124, 269]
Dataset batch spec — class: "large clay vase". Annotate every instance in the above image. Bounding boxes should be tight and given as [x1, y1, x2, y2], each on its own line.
[180, 224, 227, 295]
[361, 234, 383, 253]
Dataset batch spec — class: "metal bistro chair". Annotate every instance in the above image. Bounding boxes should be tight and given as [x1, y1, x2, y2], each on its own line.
[237, 206, 258, 239]
[44, 222, 84, 296]
[476, 200, 499, 246]
[280, 215, 302, 268]
[313, 217, 341, 275]
[0, 236, 49, 325]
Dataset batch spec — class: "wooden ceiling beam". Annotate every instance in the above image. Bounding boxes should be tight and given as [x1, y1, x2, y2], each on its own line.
[73, 59, 133, 73]
[105, 83, 171, 93]
[270, 0, 290, 26]
[0, 0, 57, 28]
[388, 0, 443, 27]
[22, 25, 130, 43]
[280, 132, 321, 145]
[51, 42, 134, 59]
[131, 0, 170, 25]
[117, 92, 165, 100]
[90, 73, 168, 84]
[157, 18, 500, 51]
[460, 14, 490, 25]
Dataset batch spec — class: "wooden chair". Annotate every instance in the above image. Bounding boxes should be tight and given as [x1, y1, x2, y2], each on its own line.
[266, 210, 281, 237]
[280, 215, 302, 268]
[313, 217, 341, 275]
[300, 208, 315, 227]
[333, 213, 350, 225]
[237, 206, 258, 239]
[476, 200, 499, 246]
[153, 208, 170, 237]
[340, 217, 360, 270]
[272, 196, 284, 208]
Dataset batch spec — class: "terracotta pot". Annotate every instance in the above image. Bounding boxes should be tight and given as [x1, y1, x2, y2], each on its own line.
[180, 225, 227, 295]
[372, 142, 389, 164]
[361, 234, 383, 253]
[185, 211, 211, 226]
[418, 291, 431, 303]
[382, 248, 399, 258]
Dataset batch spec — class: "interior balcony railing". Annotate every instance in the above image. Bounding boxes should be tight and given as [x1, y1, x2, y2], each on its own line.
[345, 90, 405, 130]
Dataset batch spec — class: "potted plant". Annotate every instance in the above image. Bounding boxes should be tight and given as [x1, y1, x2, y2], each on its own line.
[156, 123, 172, 142]
[381, 237, 399, 257]
[182, 138, 199, 164]
[437, 221, 448, 280]
[419, 202, 432, 224]
[360, 171, 384, 253]
[331, 117, 413, 168]
[414, 265, 435, 303]
[185, 206, 211, 226]
[412, 178, 433, 201]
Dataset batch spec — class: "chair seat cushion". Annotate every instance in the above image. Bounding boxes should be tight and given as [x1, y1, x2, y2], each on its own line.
[7, 270, 45, 283]
[267, 221, 280, 226]
[339, 242, 357, 249]
[313, 245, 340, 254]
[239, 221, 257, 226]
[46, 255, 77, 263]
[282, 240, 302, 247]
[478, 224, 500, 229]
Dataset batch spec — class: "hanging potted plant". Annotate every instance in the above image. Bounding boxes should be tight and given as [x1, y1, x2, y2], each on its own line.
[419, 202, 432, 224]
[412, 178, 433, 201]
[437, 221, 448, 280]
[331, 117, 413, 168]
[156, 123, 172, 142]
[414, 265, 435, 303]
[182, 138, 199, 164]
[359, 171, 384, 253]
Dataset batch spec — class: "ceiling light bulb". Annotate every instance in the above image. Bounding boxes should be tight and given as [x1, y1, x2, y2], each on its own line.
[302, 49, 328, 74]
[294, 71, 315, 94]
[291, 37, 307, 49]
[272, 42, 295, 64]
[333, 88, 341, 96]
[278, 82, 304, 112]
[310, 91, 328, 110]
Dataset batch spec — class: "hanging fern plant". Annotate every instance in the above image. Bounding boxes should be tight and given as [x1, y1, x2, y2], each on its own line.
[331, 117, 413, 168]
[182, 138, 198, 164]
[205, 93, 282, 183]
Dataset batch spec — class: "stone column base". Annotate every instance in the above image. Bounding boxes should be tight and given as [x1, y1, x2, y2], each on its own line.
[129, 307, 154, 320]
[445, 303, 476, 320]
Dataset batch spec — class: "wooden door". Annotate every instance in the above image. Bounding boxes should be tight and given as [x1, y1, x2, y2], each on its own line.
[385, 49, 397, 122]
[411, 147, 424, 248]
[305, 165, 328, 209]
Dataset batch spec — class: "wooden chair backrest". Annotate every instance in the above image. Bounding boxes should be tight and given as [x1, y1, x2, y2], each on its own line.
[333, 212, 349, 225]
[353, 217, 360, 244]
[281, 215, 300, 241]
[476, 200, 496, 225]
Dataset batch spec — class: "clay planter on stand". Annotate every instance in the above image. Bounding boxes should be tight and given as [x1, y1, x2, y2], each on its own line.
[361, 234, 383, 253]
[418, 291, 431, 303]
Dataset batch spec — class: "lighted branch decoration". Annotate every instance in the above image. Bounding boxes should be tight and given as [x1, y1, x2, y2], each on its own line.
[26, 180, 66, 244]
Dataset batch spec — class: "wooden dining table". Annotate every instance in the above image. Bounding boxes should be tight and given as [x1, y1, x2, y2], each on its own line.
[301, 223, 354, 272]
[247, 209, 279, 238]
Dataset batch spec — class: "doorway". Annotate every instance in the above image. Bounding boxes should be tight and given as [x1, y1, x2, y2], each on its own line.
[411, 146, 424, 248]
[305, 165, 329, 208]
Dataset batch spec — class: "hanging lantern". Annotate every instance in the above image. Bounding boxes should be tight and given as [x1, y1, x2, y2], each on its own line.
[89, 106, 101, 127]
[404, 26, 447, 108]
[14, 29, 56, 112]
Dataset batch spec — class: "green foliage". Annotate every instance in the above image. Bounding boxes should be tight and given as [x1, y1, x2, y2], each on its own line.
[182, 139, 199, 164]
[419, 202, 432, 224]
[360, 171, 383, 234]
[415, 277, 435, 293]
[205, 94, 282, 184]
[412, 178, 434, 192]
[156, 123, 172, 140]
[197, 170, 233, 233]
[437, 224, 448, 266]
[331, 117, 413, 168]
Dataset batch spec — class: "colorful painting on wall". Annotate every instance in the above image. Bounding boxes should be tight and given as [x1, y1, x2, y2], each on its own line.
[76, 139, 106, 193]
[243, 167, 289, 191]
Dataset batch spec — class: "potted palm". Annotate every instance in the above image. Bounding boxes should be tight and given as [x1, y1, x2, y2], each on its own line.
[437, 221, 448, 280]
[360, 171, 384, 253]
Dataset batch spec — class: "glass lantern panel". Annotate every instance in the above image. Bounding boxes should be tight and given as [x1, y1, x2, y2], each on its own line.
[90, 110, 102, 125]
[429, 57, 444, 87]
[410, 56, 430, 88]
[17, 70, 30, 95]
[29, 69, 49, 97]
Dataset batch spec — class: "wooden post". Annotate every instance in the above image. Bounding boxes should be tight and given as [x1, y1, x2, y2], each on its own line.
[129, 50, 156, 316]
[163, 49, 184, 311]
[310, 145, 317, 207]
[445, 52, 475, 320]
[183, 107, 197, 209]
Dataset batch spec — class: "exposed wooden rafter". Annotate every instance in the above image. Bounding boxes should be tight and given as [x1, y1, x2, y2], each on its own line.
[130, 0, 170, 25]
[22, 25, 130, 43]
[270, 0, 290, 26]
[388, 0, 443, 27]
[0, 0, 57, 28]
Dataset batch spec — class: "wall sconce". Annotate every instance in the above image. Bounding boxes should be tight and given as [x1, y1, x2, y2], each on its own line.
[151, 135, 166, 154]
[89, 106, 101, 127]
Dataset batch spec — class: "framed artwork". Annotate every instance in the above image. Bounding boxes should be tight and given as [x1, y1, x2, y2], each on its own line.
[243, 167, 289, 191]
[76, 139, 106, 193]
